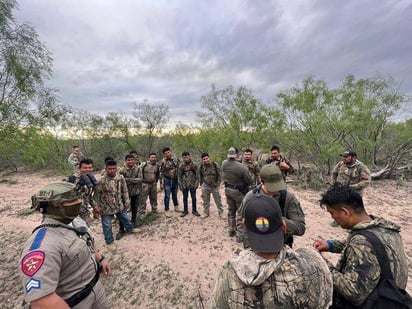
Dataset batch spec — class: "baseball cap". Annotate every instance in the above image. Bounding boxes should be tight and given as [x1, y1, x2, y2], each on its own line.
[227, 147, 237, 158]
[244, 194, 284, 253]
[31, 182, 79, 209]
[260, 164, 286, 192]
[340, 150, 357, 157]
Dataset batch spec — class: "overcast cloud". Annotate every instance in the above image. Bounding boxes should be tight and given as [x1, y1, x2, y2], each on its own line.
[14, 0, 412, 124]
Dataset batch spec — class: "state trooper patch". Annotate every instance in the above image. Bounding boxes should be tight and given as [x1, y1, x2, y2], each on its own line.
[21, 251, 45, 276]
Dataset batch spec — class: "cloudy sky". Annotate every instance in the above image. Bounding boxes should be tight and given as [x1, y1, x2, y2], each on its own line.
[14, 0, 412, 125]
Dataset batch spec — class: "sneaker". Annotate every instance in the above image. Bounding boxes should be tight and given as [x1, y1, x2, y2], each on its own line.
[192, 210, 201, 217]
[127, 228, 141, 234]
[164, 210, 172, 218]
[115, 232, 124, 240]
[174, 206, 183, 213]
[200, 213, 209, 219]
[229, 231, 236, 237]
[180, 211, 189, 217]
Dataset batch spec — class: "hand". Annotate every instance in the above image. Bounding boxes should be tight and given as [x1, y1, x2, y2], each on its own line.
[101, 260, 111, 276]
[160, 183, 164, 190]
[313, 240, 329, 252]
[279, 161, 289, 169]
[124, 204, 130, 211]
[93, 206, 101, 219]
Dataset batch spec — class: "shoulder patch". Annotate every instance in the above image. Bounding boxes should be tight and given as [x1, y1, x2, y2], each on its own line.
[29, 227, 47, 251]
[21, 251, 45, 276]
[25, 278, 41, 293]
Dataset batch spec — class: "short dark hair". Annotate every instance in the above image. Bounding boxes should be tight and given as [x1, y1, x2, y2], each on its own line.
[244, 148, 253, 154]
[129, 150, 138, 155]
[79, 159, 94, 167]
[73, 145, 79, 148]
[201, 152, 209, 158]
[182, 151, 190, 156]
[125, 154, 135, 160]
[271, 145, 280, 152]
[320, 184, 365, 214]
[149, 152, 157, 157]
[105, 159, 117, 167]
[162, 147, 171, 153]
[104, 156, 114, 163]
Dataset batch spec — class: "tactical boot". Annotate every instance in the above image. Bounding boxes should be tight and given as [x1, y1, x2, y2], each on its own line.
[192, 210, 201, 217]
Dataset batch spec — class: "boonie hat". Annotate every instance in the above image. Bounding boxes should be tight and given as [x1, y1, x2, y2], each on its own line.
[341, 150, 357, 157]
[260, 164, 286, 192]
[227, 147, 237, 158]
[244, 194, 284, 253]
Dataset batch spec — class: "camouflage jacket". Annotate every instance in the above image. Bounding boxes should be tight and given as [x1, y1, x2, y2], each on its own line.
[159, 156, 180, 183]
[95, 173, 130, 215]
[119, 164, 142, 196]
[199, 161, 221, 187]
[71, 174, 96, 209]
[242, 159, 261, 185]
[138, 161, 160, 183]
[210, 248, 333, 308]
[178, 160, 199, 189]
[327, 216, 408, 306]
[266, 155, 294, 180]
[237, 186, 306, 247]
[331, 159, 371, 194]
[67, 151, 84, 167]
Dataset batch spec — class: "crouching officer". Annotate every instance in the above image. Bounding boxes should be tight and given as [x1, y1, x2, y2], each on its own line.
[20, 182, 110, 309]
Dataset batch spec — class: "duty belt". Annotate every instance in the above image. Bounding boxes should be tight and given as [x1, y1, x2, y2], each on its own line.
[224, 183, 240, 190]
[65, 268, 100, 307]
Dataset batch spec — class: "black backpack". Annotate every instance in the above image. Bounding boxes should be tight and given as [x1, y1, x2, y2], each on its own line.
[333, 229, 412, 309]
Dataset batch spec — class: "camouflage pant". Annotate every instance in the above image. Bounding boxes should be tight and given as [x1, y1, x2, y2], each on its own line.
[140, 182, 158, 212]
[201, 184, 224, 215]
[224, 188, 245, 233]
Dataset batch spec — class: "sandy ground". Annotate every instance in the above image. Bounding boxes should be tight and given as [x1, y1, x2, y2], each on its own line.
[0, 171, 411, 308]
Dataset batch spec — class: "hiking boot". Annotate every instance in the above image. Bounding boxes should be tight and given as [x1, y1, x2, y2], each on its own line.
[115, 232, 124, 240]
[164, 210, 173, 218]
[180, 211, 189, 217]
[174, 206, 183, 213]
[200, 213, 209, 219]
[229, 231, 236, 237]
[192, 210, 201, 217]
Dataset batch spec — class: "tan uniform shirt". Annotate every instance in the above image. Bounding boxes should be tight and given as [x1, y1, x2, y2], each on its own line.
[139, 161, 160, 183]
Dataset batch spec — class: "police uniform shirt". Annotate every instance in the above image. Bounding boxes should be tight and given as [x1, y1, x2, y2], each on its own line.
[20, 217, 98, 303]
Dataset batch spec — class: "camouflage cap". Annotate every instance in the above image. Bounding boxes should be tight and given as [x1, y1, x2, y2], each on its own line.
[32, 182, 79, 209]
[260, 164, 286, 192]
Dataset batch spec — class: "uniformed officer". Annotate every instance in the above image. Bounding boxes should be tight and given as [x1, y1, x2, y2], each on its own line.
[20, 182, 110, 308]
[222, 147, 253, 238]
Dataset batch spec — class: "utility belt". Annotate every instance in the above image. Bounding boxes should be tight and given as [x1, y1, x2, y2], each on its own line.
[163, 176, 177, 180]
[65, 267, 100, 307]
[224, 182, 248, 195]
[142, 180, 155, 184]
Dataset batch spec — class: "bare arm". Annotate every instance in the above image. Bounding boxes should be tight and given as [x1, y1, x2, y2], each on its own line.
[30, 293, 70, 309]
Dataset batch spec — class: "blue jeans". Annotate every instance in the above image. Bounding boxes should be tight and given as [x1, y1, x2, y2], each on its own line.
[164, 177, 179, 211]
[101, 210, 134, 244]
[182, 187, 197, 212]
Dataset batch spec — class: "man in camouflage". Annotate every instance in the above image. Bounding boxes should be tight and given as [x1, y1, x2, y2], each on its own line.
[331, 150, 371, 195]
[222, 147, 253, 238]
[139, 152, 160, 214]
[266, 145, 293, 181]
[159, 147, 182, 217]
[210, 194, 333, 308]
[314, 184, 408, 307]
[94, 160, 137, 244]
[129, 150, 141, 166]
[178, 151, 200, 217]
[199, 152, 224, 219]
[237, 164, 305, 247]
[242, 148, 261, 189]
[67, 145, 85, 173]
[119, 154, 142, 227]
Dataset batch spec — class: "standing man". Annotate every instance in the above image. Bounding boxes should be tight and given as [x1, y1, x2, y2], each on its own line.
[159, 147, 182, 217]
[129, 150, 141, 166]
[222, 147, 253, 237]
[210, 194, 332, 308]
[66, 158, 98, 225]
[266, 145, 294, 181]
[119, 154, 142, 227]
[139, 152, 160, 214]
[20, 182, 110, 308]
[242, 148, 261, 189]
[178, 151, 200, 217]
[331, 150, 371, 195]
[237, 164, 305, 247]
[314, 184, 408, 307]
[94, 160, 136, 244]
[67, 145, 84, 173]
[199, 152, 224, 219]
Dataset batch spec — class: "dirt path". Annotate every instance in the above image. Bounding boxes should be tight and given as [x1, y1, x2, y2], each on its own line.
[0, 172, 411, 308]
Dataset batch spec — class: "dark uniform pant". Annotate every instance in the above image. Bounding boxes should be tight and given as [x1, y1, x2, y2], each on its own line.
[224, 188, 245, 233]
